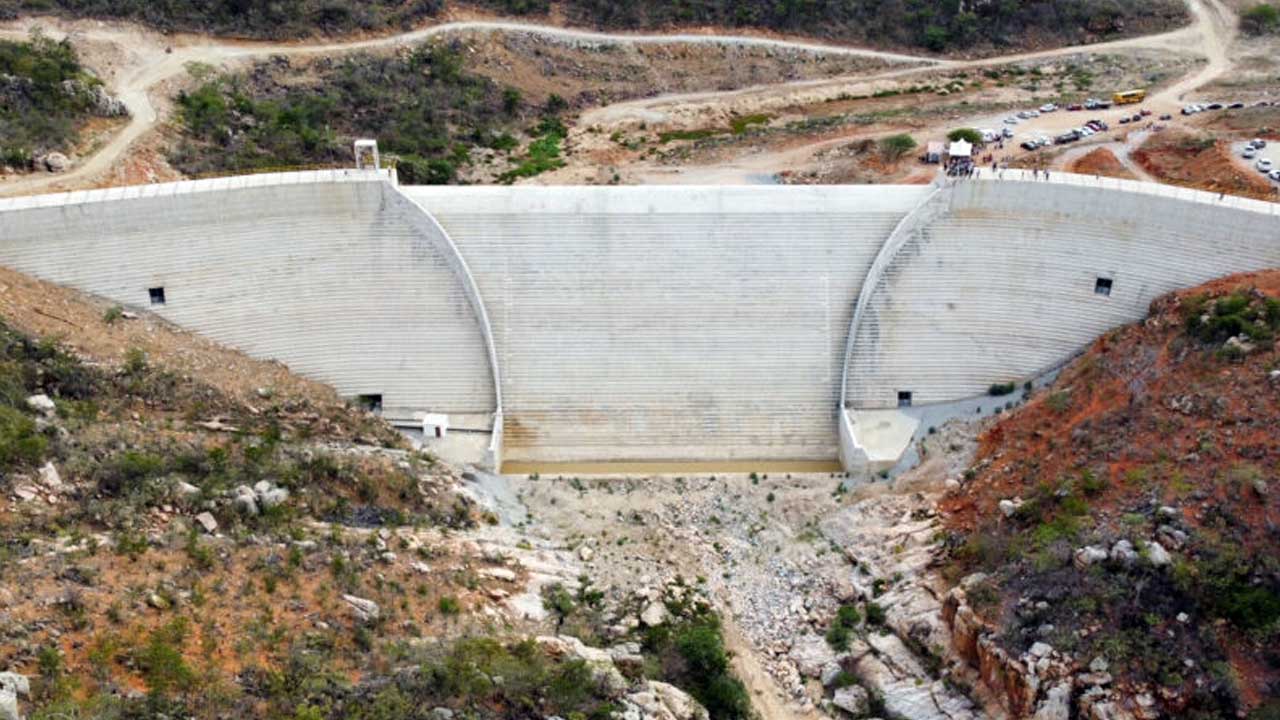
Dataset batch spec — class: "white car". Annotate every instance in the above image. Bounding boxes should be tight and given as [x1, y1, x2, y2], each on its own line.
[1271, 169, 1280, 181]
[1040, 103, 1058, 113]
[1002, 127, 1015, 139]
[1251, 138, 1267, 149]
[1027, 109, 1041, 118]
[1258, 158, 1274, 172]
[1004, 116, 1020, 125]
[1243, 148, 1257, 159]
[1080, 127, 1095, 136]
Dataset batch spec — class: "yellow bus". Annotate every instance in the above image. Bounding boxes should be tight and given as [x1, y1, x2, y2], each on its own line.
[1113, 89, 1146, 105]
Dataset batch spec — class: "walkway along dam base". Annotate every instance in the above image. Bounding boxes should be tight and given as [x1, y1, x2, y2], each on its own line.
[2, 170, 1278, 474]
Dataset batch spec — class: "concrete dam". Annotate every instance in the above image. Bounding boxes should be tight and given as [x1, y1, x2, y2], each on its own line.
[2, 169, 1278, 472]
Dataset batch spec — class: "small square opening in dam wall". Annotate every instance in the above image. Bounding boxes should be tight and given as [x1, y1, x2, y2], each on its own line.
[1095, 277, 1113, 297]
[148, 287, 166, 306]
[357, 394, 383, 413]
[898, 391, 913, 408]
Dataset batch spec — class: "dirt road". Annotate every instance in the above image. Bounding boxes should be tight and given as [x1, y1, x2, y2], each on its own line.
[0, 0, 1237, 194]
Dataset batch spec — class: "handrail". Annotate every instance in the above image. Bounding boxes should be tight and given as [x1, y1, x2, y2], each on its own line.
[838, 182, 948, 410]
[384, 184, 504, 417]
[971, 167, 1280, 216]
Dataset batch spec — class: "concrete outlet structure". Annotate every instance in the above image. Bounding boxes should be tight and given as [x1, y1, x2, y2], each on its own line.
[2, 169, 1278, 473]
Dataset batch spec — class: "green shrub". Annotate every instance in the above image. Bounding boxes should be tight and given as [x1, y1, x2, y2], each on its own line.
[0, 405, 47, 470]
[947, 127, 983, 144]
[988, 381, 1017, 396]
[95, 450, 165, 496]
[1242, 3, 1280, 34]
[864, 601, 887, 626]
[825, 603, 862, 650]
[878, 133, 918, 161]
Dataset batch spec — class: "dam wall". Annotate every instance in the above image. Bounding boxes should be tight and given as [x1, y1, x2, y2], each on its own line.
[2, 169, 1278, 470]
[0, 171, 496, 424]
[405, 185, 928, 462]
[844, 172, 1280, 410]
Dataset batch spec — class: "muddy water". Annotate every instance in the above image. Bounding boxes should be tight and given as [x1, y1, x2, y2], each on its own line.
[500, 459, 843, 476]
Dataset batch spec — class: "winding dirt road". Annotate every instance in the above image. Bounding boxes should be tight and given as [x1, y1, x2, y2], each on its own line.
[0, 0, 1238, 195]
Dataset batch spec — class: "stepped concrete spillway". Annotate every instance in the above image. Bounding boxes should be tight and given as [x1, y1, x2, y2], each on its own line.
[1, 170, 1278, 472]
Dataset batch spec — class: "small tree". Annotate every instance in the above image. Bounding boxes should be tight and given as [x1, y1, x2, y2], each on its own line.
[1242, 3, 1280, 34]
[879, 133, 918, 161]
[947, 127, 983, 145]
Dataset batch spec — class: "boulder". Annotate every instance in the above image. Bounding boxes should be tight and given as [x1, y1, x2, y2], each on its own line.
[173, 481, 201, 499]
[233, 493, 258, 516]
[1073, 546, 1108, 568]
[998, 499, 1018, 517]
[343, 594, 380, 623]
[640, 601, 669, 627]
[37, 462, 62, 490]
[1144, 541, 1171, 567]
[536, 636, 627, 694]
[0, 674, 28, 698]
[1110, 540, 1137, 566]
[1033, 681, 1072, 720]
[194, 512, 218, 534]
[578, 545, 594, 562]
[832, 685, 870, 716]
[42, 153, 70, 173]
[609, 642, 644, 672]
[0, 689, 17, 720]
[259, 487, 289, 509]
[24, 394, 55, 415]
[789, 633, 838, 678]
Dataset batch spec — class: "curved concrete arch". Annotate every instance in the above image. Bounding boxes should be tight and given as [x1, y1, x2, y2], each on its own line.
[844, 171, 1280, 412]
[386, 185, 503, 413]
[837, 182, 948, 410]
[0, 171, 498, 439]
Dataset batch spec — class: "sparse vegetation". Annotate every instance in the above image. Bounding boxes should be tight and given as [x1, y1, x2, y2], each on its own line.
[878, 133, 918, 162]
[945, 278, 1280, 719]
[171, 44, 524, 181]
[1241, 3, 1280, 35]
[0, 32, 121, 170]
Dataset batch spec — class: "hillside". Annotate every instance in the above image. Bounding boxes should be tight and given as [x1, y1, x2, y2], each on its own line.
[0, 33, 126, 172]
[0, 266, 744, 720]
[940, 271, 1280, 719]
[0, 0, 1189, 53]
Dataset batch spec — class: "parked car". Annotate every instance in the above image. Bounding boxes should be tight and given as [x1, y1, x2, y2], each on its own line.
[1140, 109, 1153, 116]
[1258, 158, 1274, 172]
[1040, 103, 1058, 113]
[1270, 169, 1280, 181]
[1067, 103, 1084, 111]
[1004, 116, 1020, 125]
[1229, 102, 1245, 109]
[1002, 127, 1014, 139]
[1021, 140, 1039, 151]
[1159, 114, 1172, 121]
[1130, 114, 1143, 122]
[1119, 116, 1132, 124]
[1243, 148, 1257, 159]
[1206, 102, 1224, 110]
[1252, 138, 1267, 148]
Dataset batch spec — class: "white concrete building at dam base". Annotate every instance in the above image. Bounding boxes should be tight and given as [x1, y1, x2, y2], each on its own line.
[2, 168, 1278, 475]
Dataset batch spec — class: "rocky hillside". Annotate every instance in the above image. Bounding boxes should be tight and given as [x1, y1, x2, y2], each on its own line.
[939, 271, 1280, 719]
[0, 267, 741, 720]
[1, 33, 127, 174]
